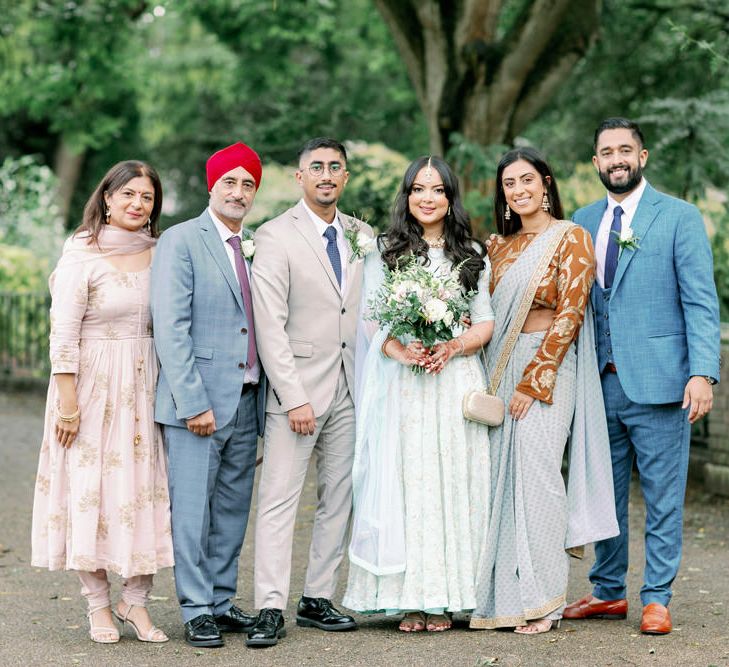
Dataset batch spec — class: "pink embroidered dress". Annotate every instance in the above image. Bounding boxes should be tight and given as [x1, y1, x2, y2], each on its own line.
[31, 229, 173, 577]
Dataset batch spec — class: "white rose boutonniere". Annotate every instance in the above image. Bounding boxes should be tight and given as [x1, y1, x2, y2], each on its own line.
[345, 227, 376, 263]
[240, 239, 256, 259]
[613, 226, 640, 252]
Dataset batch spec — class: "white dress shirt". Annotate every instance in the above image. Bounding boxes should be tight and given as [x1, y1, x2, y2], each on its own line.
[301, 199, 349, 296]
[594, 178, 647, 288]
[208, 207, 260, 383]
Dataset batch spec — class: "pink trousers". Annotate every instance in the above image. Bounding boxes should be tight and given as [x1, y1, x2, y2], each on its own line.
[78, 569, 153, 612]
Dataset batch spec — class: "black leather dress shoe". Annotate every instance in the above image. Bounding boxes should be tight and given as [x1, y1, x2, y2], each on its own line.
[214, 604, 257, 633]
[246, 608, 286, 648]
[296, 596, 357, 631]
[184, 614, 224, 648]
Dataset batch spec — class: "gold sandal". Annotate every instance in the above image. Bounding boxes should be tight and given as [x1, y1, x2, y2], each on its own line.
[425, 611, 452, 632]
[398, 611, 427, 632]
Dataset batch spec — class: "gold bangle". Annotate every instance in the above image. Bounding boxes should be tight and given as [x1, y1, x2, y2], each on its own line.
[56, 402, 80, 422]
[381, 336, 395, 358]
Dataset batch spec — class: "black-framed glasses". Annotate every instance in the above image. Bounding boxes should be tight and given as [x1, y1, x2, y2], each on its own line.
[305, 161, 345, 177]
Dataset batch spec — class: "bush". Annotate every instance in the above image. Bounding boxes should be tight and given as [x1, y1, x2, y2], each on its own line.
[0, 155, 65, 273]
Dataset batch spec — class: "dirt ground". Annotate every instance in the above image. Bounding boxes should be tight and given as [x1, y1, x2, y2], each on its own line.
[1, 389, 727, 667]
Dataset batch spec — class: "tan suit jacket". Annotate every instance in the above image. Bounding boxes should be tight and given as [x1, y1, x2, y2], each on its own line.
[251, 200, 372, 417]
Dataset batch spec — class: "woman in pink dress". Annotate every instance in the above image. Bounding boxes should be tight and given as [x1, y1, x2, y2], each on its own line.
[31, 161, 174, 644]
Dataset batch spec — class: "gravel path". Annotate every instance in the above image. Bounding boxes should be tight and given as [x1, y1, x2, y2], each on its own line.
[1, 390, 727, 667]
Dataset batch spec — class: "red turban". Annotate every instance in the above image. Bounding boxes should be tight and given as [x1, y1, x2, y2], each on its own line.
[206, 142, 262, 191]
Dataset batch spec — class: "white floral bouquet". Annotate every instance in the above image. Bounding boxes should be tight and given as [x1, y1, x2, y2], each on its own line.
[368, 257, 473, 373]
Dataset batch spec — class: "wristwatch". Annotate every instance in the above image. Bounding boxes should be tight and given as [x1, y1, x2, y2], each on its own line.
[703, 376, 718, 386]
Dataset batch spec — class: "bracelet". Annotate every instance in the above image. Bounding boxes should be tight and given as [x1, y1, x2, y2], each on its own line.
[56, 403, 80, 422]
[381, 336, 395, 358]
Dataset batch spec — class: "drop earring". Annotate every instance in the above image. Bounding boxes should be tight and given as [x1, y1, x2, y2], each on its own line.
[105, 208, 111, 223]
[542, 193, 550, 212]
[504, 206, 511, 221]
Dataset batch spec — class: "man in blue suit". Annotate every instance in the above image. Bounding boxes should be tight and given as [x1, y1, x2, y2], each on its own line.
[151, 142, 266, 647]
[564, 118, 720, 634]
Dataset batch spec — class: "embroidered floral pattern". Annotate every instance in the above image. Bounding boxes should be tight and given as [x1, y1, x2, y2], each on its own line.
[488, 225, 595, 403]
[75, 437, 97, 468]
[32, 257, 173, 578]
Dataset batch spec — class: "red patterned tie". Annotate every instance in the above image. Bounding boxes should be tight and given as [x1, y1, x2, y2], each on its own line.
[226, 235, 257, 369]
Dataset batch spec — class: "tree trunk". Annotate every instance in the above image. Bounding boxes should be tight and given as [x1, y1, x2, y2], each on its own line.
[374, 0, 602, 153]
[53, 137, 85, 228]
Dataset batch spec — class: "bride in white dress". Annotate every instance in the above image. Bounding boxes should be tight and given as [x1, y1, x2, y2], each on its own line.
[342, 156, 494, 633]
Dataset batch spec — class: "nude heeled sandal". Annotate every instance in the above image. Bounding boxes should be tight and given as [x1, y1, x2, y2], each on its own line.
[87, 606, 120, 644]
[113, 604, 168, 643]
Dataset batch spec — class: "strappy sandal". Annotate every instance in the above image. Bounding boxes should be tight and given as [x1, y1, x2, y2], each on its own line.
[87, 605, 120, 644]
[113, 603, 168, 643]
[398, 611, 427, 632]
[514, 618, 560, 635]
[425, 611, 452, 632]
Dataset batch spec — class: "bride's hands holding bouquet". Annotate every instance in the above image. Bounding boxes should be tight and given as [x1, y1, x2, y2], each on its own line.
[383, 338, 429, 368]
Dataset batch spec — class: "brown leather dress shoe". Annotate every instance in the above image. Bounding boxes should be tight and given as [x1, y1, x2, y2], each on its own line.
[563, 594, 628, 620]
[640, 603, 672, 634]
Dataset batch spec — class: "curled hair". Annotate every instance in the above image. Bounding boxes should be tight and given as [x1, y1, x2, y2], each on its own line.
[593, 117, 645, 152]
[77, 160, 163, 245]
[380, 156, 484, 292]
[493, 148, 564, 236]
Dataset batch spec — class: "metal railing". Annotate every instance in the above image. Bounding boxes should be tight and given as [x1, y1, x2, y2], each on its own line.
[0, 291, 51, 378]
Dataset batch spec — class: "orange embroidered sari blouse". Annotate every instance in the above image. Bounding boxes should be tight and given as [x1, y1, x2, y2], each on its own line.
[487, 224, 596, 403]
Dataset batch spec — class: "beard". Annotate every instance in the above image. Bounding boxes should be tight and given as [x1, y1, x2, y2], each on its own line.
[598, 163, 643, 195]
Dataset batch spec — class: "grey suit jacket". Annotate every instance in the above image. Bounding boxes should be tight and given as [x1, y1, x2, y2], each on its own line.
[151, 210, 266, 433]
[251, 201, 372, 417]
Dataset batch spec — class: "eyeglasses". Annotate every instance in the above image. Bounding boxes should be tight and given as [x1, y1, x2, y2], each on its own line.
[304, 161, 345, 177]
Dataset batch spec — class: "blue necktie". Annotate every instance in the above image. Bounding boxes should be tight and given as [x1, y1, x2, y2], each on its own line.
[604, 205, 623, 289]
[324, 225, 342, 286]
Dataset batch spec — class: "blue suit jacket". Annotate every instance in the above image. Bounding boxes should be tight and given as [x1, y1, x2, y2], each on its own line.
[151, 210, 266, 434]
[574, 182, 720, 404]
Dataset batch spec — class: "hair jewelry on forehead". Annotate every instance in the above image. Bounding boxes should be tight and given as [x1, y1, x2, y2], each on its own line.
[425, 156, 433, 182]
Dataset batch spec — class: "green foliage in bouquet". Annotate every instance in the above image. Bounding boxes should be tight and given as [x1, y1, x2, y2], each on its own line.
[368, 257, 473, 372]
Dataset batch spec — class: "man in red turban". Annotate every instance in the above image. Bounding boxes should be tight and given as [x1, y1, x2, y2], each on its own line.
[151, 141, 266, 648]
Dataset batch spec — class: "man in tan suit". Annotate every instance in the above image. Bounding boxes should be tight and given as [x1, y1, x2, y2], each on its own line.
[247, 138, 373, 647]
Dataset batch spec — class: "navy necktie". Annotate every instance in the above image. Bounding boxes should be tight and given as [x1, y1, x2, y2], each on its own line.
[226, 235, 257, 370]
[324, 225, 342, 286]
[604, 205, 624, 289]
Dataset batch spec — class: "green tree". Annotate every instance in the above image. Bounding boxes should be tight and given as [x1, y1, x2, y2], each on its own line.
[0, 0, 150, 224]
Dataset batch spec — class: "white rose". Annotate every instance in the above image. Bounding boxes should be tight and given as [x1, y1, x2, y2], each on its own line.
[241, 239, 256, 258]
[619, 226, 634, 242]
[357, 231, 376, 254]
[443, 310, 454, 327]
[424, 298, 448, 322]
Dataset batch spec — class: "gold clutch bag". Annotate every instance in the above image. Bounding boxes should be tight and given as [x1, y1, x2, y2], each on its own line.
[462, 390, 504, 427]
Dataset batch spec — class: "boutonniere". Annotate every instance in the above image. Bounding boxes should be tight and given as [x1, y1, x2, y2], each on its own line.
[240, 230, 255, 260]
[613, 227, 640, 252]
[344, 224, 376, 263]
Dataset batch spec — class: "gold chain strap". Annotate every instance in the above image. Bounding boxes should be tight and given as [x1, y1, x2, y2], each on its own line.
[486, 222, 571, 394]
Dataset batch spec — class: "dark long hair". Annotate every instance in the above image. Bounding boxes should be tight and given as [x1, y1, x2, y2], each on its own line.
[77, 160, 163, 244]
[380, 156, 484, 292]
[494, 148, 564, 236]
